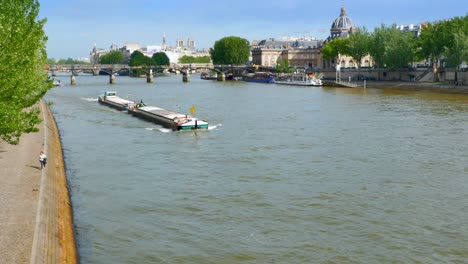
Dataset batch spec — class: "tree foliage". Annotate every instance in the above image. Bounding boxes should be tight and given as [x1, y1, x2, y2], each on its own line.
[129, 50, 150, 66]
[99, 50, 124, 64]
[151, 52, 170, 66]
[275, 58, 293, 73]
[210, 36, 250, 65]
[321, 38, 349, 62]
[417, 22, 447, 66]
[0, 0, 51, 144]
[347, 27, 371, 68]
[46, 58, 89, 65]
[383, 27, 416, 70]
[368, 24, 388, 69]
[179, 55, 211, 64]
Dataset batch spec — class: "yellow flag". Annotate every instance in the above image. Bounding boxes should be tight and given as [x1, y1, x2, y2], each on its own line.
[190, 105, 196, 114]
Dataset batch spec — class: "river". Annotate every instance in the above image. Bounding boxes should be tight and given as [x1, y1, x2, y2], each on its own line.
[46, 74, 468, 263]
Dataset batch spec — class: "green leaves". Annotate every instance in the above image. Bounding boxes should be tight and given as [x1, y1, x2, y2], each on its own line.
[210, 36, 250, 65]
[347, 27, 371, 68]
[275, 59, 293, 73]
[129, 50, 149, 66]
[321, 38, 349, 61]
[0, 0, 51, 144]
[99, 51, 124, 64]
[179, 55, 211, 64]
[151, 52, 170, 66]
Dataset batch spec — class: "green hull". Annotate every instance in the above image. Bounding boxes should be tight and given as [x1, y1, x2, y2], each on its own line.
[179, 124, 209, 130]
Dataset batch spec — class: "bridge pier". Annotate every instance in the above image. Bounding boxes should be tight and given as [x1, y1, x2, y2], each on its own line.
[182, 72, 190, 82]
[70, 75, 76, 85]
[109, 74, 116, 84]
[217, 73, 226, 81]
[93, 69, 99, 76]
[147, 70, 154, 83]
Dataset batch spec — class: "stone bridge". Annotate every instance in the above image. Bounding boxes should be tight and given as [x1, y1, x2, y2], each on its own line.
[46, 64, 274, 84]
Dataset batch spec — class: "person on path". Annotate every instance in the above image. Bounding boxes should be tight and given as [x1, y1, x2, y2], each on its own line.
[39, 151, 47, 169]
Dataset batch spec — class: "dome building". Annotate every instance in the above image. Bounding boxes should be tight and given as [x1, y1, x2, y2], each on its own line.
[328, 6, 355, 41]
[322, 6, 373, 69]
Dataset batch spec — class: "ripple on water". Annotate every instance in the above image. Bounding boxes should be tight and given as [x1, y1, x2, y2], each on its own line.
[46, 76, 468, 263]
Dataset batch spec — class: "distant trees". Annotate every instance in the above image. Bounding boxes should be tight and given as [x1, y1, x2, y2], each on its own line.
[46, 58, 89, 65]
[129, 50, 150, 66]
[418, 16, 468, 82]
[129, 51, 170, 66]
[275, 58, 293, 73]
[99, 51, 124, 64]
[179, 55, 211, 64]
[321, 15, 468, 81]
[151, 52, 170, 66]
[347, 27, 371, 69]
[322, 38, 349, 67]
[0, 0, 52, 144]
[210, 36, 250, 65]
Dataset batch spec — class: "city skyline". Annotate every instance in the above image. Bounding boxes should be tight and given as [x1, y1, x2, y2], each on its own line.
[41, 0, 467, 59]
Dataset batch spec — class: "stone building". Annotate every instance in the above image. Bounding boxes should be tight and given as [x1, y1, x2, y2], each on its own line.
[327, 6, 355, 42]
[251, 6, 372, 69]
[251, 37, 323, 68]
[89, 44, 108, 64]
[323, 6, 373, 69]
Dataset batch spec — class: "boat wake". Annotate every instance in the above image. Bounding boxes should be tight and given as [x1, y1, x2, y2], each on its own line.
[145, 127, 172, 133]
[82, 97, 98, 102]
[208, 124, 222, 130]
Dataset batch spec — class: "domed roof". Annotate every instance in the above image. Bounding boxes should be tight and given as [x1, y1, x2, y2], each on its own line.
[331, 6, 354, 31]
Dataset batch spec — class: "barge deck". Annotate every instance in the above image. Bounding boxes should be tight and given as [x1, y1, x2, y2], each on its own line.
[98, 91, 208, 131]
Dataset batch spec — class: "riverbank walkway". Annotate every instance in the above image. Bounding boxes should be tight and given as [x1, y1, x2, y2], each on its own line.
[0, 100, 76, 264]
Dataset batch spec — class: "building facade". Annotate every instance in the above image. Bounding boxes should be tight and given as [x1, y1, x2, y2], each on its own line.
[324, 6, 373, 69]
[251, 37, 323, 68]
[88, 35, 206, 65]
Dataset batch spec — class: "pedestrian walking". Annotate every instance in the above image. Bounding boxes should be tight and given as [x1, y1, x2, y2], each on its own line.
[39, 151, 47, 169]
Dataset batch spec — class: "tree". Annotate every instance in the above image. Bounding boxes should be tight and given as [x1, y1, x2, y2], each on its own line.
[446, 32, 468, 83]
[275, 58, 293, 73]
[347, 27, 371, 70]
[210, 36, 250, 65]
[151, 52, 170, 66]
[383, 26, 416, 71]
[368, 24, 389, 80]
[129, 50, 149, 66]
[321, 38, 349, 67]
[417, 22, 447, 68]
[0, 0, 52, 144]
[99, 50, 124, 64]
[179, 55, 211, 64]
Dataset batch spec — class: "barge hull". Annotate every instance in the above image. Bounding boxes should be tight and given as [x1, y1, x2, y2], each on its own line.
[130, 109, 179, 130]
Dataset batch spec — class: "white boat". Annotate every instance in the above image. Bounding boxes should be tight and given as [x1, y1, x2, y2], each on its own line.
[275, 73, 323, 86]
[52, 79, 62, 87]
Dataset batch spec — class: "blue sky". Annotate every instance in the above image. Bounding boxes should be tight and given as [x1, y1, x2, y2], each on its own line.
[40, 0, 467, 59]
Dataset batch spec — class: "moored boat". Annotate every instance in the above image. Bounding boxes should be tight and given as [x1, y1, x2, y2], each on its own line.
[52, 79, 62, 87]
[201, 72, 217, 80]
[275, 73, 323, 86]
[243, 72, 275, 83]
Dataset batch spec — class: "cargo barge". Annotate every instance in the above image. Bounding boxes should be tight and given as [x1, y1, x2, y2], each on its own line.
[98, 91, 208, 131]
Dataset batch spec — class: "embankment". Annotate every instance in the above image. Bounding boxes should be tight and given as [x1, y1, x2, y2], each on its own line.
[30, 100, 77, 264]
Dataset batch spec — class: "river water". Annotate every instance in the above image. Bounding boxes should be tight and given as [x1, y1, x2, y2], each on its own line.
[46, 74, 468, 263]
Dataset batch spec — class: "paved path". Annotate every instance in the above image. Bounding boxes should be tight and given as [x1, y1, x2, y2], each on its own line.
[0, 103, 46, 263]
[0, 100, 77, 264]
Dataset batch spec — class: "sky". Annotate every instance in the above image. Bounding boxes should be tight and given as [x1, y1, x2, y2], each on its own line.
[40, 0, 467, 59]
